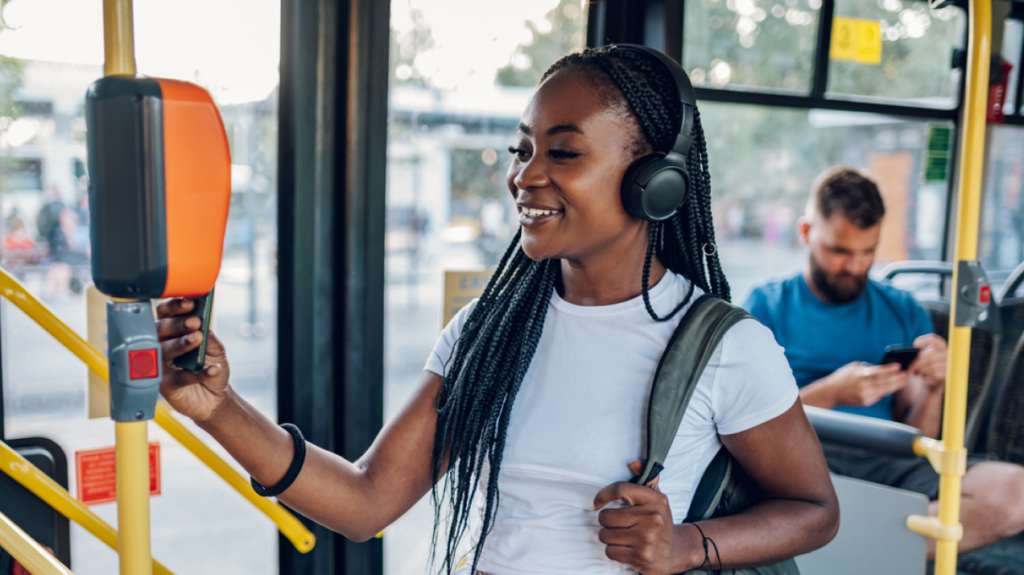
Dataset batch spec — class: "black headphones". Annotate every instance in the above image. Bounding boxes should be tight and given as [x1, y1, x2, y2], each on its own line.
[607, 44, 697, 222]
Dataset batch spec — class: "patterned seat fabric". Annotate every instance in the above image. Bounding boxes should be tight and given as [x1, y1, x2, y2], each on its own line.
[986, 334, 1024, 466]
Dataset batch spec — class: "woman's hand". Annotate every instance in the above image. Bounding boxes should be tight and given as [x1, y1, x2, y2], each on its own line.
[156, 297, 231, 423]
[592, 461, 698, 574]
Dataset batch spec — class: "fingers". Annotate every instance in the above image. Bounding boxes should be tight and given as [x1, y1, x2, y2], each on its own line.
[156, 314, 201, 340]
[594, 481, 662, 510]
[875, 371, 909, 393]
[203, 330, 227, 359]
[161, 330, 202, 363]
[874, 363, 903, 374]
[914, 333, 946, 349]
[155, 298, 194, 320]
[603, 544, 636, 567]
[160, 365, 198, 394]
[628, 460, 644, 477]
[599, 525, 638, 546]
[599, 507, 642, 529]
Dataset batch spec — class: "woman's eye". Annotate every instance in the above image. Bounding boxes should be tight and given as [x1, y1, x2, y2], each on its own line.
[508, 146, 530, 160]
[549, 149, 580, 160]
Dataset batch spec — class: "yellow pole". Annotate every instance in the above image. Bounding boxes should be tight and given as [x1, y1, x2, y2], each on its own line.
[102, 4, 151, 573]
[935, 1, 990, 573]
[0, 268, 315, 552]
[115, 422, 152, 575]
[0, 509, 74, 575]
[0, 441, 175, 575]
[103, 0, 136, 76]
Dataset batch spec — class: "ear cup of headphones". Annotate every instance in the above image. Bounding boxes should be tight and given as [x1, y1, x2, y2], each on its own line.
[621, 153, 690, 221]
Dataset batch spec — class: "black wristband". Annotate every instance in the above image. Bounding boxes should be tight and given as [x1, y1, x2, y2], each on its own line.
[251, 423, 306, 497]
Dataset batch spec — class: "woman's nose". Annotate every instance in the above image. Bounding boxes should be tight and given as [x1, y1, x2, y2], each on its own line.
[512, 158, 549, 191]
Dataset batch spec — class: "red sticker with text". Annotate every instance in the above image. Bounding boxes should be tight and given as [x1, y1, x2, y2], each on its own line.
[75, 442, 162, 505]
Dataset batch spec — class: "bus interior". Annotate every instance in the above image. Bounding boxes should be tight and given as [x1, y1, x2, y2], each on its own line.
[1, 0, 1024, 574]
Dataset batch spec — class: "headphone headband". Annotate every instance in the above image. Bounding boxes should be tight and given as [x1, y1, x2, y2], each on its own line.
[601, 44, 697, 222]
[606, 44, 696, 158]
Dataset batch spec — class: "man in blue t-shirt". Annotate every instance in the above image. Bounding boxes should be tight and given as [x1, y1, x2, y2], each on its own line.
[744, 167, 1024, 557]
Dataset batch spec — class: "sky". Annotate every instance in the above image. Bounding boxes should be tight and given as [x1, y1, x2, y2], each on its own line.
[392, 0, 570, 92]
[0, 0, 569, 104]
[0, 0, 281, 104]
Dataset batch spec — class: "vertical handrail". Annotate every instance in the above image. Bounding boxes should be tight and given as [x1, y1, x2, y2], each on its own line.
[936, 1, 990, 573]
[102, 0, 135, 76]
[0, 508, 75, 575]
[101, 3, 151, 573]
[0, 268, 315, 552]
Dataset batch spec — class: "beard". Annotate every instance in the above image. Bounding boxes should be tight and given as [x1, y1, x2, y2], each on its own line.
[809, 254, 869, 304]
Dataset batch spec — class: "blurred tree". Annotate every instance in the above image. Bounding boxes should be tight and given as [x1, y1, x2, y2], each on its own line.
[0, 0, 27, 193]
[389, 2, 437, 89]
[496, 0, 586, 88]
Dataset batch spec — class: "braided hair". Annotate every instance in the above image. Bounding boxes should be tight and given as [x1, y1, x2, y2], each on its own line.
[430, 46, 729, 573]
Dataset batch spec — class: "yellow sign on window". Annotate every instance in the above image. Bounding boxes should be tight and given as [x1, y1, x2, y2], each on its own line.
[442, 270, 494, 327]
[830, 17, 882, 65]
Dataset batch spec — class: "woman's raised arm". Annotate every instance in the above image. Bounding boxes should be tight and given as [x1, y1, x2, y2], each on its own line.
[157, 297, 444, 542]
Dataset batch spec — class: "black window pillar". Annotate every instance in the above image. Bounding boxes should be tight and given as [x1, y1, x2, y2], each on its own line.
[278, 0, 388, 572]
[587, 0, 647, 47]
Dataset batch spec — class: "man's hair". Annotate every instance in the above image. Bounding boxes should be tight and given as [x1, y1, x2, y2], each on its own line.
[809, 167, 886, 229]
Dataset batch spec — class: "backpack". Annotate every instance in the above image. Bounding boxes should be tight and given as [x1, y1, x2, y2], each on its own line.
[631, 294, 800, 575]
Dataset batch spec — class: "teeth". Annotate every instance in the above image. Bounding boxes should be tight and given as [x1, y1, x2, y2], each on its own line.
[521, 207, 559, 217]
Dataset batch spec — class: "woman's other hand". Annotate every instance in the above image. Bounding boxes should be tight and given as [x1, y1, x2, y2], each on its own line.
[592, 460, 700, 574]
[156, 297, 231, 423]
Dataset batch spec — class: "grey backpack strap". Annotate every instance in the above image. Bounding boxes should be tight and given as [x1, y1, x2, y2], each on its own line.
[632, 294, 752, 486]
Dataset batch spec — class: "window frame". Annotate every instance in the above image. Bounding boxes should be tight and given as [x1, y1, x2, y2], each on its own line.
[590, 0, 967, 261]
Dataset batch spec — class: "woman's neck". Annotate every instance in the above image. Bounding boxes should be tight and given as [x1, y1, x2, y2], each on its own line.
[557, 234, 668, 307]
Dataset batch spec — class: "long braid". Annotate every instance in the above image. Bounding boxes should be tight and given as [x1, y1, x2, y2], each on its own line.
[430, 46, 731, 574]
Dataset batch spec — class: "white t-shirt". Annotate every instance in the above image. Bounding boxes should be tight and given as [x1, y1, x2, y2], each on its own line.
[425, 271, 798, 575]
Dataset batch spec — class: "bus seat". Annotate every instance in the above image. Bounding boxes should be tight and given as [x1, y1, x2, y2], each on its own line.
[795, 474, 927, 575]
[984, 332, 1024, 465]
[879, 262, 999, 453]
[803, 407, 1024, 575]
[0, 437, 71, 569]
[956, 533, 1024, 575]
[968, 270, 1024, 454]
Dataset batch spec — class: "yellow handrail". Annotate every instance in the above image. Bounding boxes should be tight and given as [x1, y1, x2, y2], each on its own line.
[103, 5, 150, 572]
[116, 421, 152, 575]
[0, 508, 75, 575]
[0, 268, 315, 553]
[918, 1, 990, 574]
[102, 0, 135, 76]
[0, 441, 173, 575]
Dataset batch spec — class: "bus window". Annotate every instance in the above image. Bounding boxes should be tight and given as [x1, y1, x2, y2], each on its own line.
[980, 125, 1024, 285]
[1001, 18, 1022, 116]
[698, 102, 951, 300]
[0, 1, 280, 573]
[827, 0, 964, 107]
[683, 0, 820, 93]
[385, 0, 585, 571]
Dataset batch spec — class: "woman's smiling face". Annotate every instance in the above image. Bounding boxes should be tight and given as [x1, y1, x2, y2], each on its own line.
[506, 69, 648, 264]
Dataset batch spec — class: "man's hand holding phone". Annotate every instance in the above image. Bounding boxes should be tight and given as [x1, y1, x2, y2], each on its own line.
[828, 361, 910, 407]
[910, 334, 947, 392]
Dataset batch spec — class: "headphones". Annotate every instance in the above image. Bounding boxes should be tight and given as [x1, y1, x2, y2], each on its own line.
[607, 44, 697, 222]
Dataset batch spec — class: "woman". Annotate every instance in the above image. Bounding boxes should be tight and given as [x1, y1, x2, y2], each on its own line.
[156, 46, 838, 575]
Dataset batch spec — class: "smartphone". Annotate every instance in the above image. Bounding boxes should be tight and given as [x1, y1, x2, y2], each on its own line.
[173, 289, 214, 373]
[880, 345, 919, 371]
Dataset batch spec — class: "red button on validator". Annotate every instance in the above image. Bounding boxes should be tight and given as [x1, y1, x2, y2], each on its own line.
[980, 285, 991, 304]
[129, 349, 159, 379]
